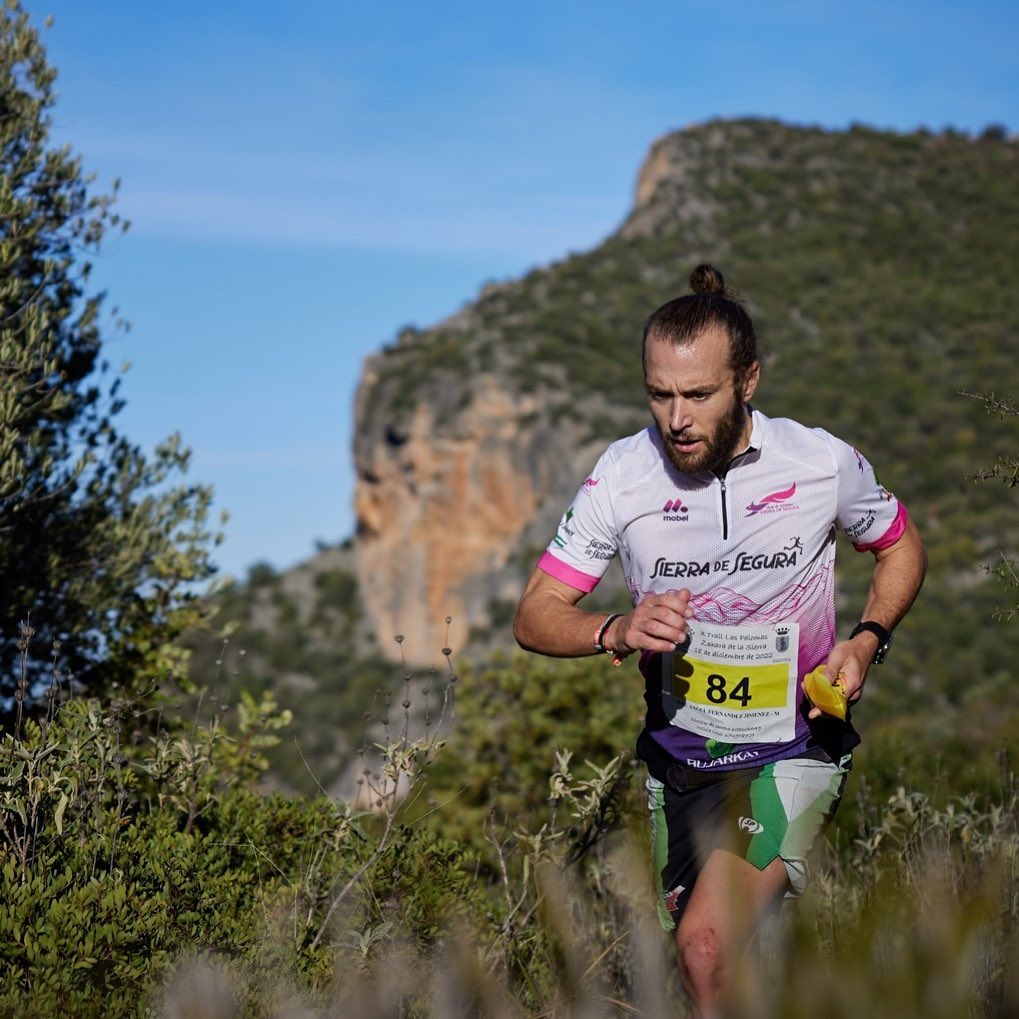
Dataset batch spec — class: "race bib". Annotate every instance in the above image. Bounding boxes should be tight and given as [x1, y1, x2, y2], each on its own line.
[662, 622, 799, 744]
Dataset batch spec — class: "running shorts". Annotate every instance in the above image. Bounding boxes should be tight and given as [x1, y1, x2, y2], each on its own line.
[647, 752, 852, 931]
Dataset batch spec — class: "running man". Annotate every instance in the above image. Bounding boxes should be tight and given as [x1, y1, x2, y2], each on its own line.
[513, 264, 926, 1016]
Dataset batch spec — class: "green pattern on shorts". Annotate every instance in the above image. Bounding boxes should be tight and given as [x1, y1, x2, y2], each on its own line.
[746, 758, 848, 872]
[648, 780, 674, 930]
[746, 763, 785, 869]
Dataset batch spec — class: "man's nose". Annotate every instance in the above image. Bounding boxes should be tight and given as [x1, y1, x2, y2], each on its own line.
[669, 400, 693, 433]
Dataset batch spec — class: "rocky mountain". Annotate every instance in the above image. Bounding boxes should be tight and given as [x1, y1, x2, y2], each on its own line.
[194, 117, 1019, 793]
[351, 117, 1019, 662]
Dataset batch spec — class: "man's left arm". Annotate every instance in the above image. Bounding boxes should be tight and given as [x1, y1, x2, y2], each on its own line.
[811, 515, 927, 718]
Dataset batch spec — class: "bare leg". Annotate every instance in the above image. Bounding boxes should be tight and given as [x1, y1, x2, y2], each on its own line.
[674, 850, 788, 1018]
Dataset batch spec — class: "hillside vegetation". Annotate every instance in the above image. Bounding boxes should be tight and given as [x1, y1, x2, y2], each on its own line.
[4, 636, 1017, 1017]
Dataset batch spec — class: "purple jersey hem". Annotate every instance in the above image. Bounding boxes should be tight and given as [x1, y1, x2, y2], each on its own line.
[646, 724, 814, 773]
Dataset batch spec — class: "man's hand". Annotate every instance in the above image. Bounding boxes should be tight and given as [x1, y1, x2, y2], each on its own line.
[513, 570, 694, 662]
[806, 633, 875, 720]
[805, 516, 926, 720]
[605, 589, 693, 659]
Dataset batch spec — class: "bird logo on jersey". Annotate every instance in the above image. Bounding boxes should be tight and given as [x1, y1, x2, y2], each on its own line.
[746, 483, 798, 516]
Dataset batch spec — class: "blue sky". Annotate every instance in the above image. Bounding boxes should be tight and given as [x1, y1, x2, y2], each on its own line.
[31, 0, 1018, 580]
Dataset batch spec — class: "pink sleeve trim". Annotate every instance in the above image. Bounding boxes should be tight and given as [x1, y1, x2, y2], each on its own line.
[537, 551, 601, 593]
[853, 502, 908, 553]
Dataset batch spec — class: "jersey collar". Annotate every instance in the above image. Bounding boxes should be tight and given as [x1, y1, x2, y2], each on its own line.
[730, 405, 763, 461]
[744, 406, 763, 454]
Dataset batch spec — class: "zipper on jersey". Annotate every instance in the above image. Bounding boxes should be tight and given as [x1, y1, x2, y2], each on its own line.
[717, 446, 754, 541]
[719, 476, 729, 540]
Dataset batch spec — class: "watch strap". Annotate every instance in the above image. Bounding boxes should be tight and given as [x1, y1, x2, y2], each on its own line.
[849, 620, 893, 664]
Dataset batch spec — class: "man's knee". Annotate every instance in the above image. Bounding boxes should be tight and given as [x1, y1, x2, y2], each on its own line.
[676, 920, 724, 988]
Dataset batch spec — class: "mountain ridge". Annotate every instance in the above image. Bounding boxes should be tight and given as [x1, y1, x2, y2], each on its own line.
[350, 116, 1019, 661]
[191, 116, 1019, 793]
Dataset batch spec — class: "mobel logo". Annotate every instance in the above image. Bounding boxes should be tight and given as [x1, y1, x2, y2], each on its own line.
[662, 498, 689, 522]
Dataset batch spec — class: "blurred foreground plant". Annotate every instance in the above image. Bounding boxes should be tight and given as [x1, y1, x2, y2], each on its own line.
[308, 626, 459, 954]
[156, 772, 1019, 1019]
[726, 776, 1019, 1019]
[2, 622, 1017, 1018]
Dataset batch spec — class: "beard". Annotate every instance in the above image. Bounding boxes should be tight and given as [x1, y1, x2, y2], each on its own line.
[661, 395, 750, 476]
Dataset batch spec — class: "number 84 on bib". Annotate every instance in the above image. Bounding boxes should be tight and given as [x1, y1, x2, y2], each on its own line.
[664, 622, 799, 744]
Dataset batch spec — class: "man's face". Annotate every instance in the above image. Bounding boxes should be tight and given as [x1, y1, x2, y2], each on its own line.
[644, 327, 759, 475]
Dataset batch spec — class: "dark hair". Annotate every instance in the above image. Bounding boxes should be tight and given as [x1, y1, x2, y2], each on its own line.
[642, 264, 759, 383]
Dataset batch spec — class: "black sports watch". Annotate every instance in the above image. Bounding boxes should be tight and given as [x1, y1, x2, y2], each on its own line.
[849, 621, 893, 665]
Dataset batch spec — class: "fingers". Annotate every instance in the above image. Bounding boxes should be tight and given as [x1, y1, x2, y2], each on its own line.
[834, 657, 866, 704]
[809, 640, 870, 716]
[823, 648, 849, 685]
[623, 589, 694, 653]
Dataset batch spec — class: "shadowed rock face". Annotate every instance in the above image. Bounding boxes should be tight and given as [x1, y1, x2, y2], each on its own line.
[346, 132, 682, 663]
[353, 377, 546, 659]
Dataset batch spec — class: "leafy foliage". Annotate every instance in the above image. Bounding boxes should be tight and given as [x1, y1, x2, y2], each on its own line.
[0, 660, 479, 1018]
[419, 652, 640, 853]
[0, 1, 218, 715]
[0, 653, 1015, 1017]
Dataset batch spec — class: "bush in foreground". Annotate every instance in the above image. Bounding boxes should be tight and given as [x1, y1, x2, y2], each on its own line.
[0, 654, 1016, 1017]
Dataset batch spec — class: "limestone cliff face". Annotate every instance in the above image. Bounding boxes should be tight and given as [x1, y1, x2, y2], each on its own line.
[346, 124, 737, 661]
[354, 375, 528, 657]
[352, 362, 605, 660]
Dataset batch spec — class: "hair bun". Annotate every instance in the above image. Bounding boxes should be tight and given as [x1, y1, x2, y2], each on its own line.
[689, 263, 730, 298]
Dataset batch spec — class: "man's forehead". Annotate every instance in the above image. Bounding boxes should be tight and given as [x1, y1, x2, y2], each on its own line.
[644, 327, 733, 383]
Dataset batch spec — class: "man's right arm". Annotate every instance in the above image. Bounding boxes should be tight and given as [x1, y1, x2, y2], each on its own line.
[513, 567, 694, 660]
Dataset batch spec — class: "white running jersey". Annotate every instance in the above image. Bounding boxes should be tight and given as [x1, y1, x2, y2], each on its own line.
[538, 409, 907, 771]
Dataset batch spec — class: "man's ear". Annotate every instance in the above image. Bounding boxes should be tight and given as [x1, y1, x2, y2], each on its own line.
[741, 361, 760, 402]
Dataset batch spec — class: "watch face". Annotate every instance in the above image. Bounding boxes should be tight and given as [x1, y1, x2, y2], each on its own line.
[873, 635, 892, 664]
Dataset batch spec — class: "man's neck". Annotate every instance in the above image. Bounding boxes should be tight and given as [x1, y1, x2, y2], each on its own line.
[714, 405, 755, 479]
